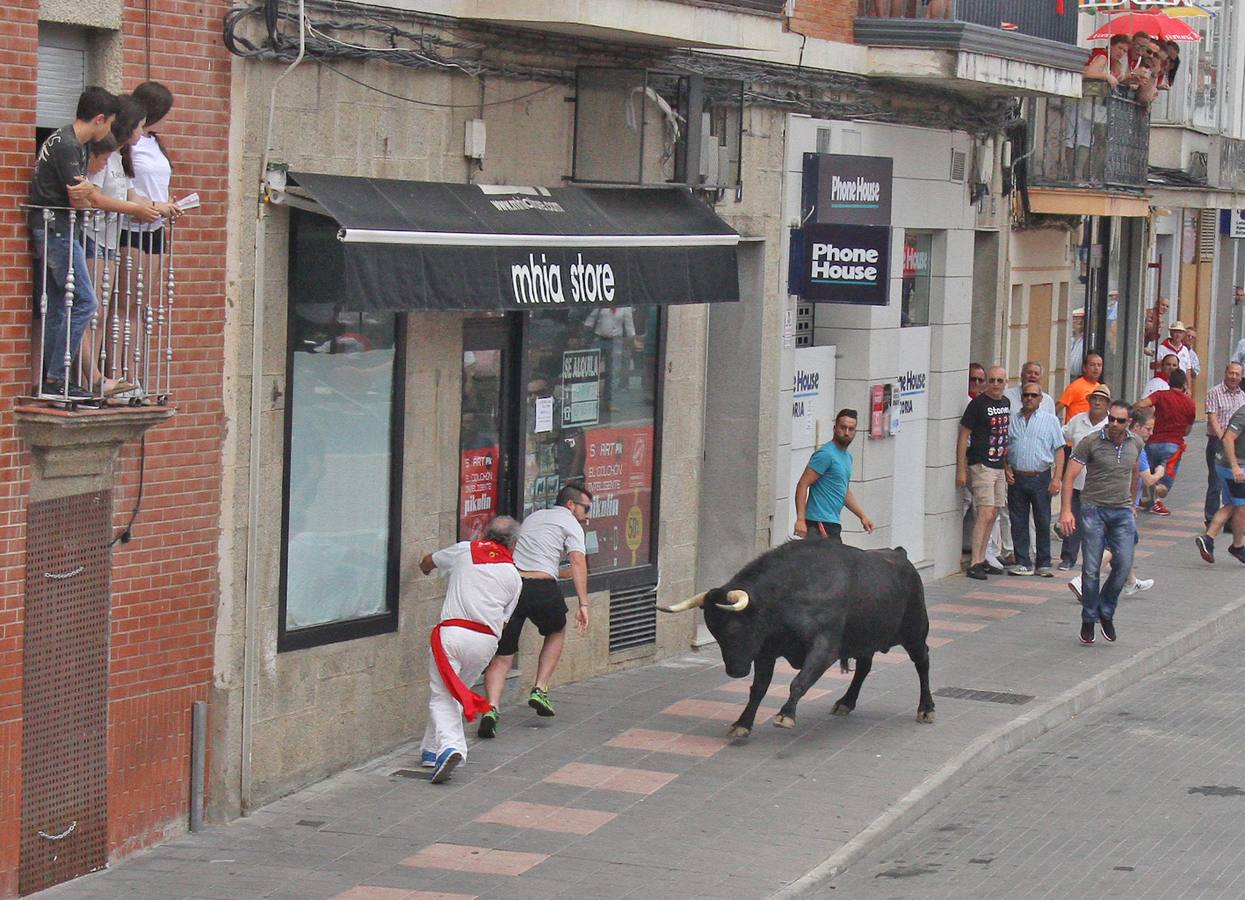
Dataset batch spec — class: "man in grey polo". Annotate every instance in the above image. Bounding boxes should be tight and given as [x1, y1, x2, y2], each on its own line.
[478, 482, 592, 737]
[1059, 400, 1142, 646]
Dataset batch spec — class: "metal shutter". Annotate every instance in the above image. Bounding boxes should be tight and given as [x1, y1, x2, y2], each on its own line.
[37, 26, 88, 129]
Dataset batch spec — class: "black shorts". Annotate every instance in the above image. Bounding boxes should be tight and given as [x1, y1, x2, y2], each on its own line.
[496, 578, 568, 655]
[123, 228, 165, 254]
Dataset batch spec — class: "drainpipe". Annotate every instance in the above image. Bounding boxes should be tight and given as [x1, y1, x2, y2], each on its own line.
[242, 0, 306, 815]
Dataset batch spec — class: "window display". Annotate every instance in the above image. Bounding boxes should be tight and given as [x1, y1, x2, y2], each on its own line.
[522, 307, 661, 573]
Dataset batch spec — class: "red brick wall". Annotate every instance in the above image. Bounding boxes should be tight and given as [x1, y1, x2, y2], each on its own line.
[788, 0, 856, 43]
[0, 3, 42, 894]
[0, 0, 229, 892]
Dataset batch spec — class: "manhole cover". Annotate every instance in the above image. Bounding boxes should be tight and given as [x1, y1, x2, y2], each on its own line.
[934, 687, 1034, 705]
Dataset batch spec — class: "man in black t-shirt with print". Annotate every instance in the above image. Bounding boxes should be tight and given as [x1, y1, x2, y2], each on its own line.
[957, 365, 1011, 580]
[28, 86, 119, 397]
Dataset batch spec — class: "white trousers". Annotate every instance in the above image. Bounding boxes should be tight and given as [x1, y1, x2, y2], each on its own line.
[421, 626, 498, 760]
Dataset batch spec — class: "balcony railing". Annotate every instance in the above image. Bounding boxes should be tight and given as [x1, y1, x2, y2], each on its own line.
[29, 207, 178, 406]
[1026, 85, 1150, 192]
[855, 0, 1084, 71]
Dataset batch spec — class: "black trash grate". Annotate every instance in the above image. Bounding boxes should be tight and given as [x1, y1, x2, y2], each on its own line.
[609, 582, 658, 653]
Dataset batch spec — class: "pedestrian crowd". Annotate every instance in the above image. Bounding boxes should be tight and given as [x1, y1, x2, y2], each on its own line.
[959, 324, 1244, 647]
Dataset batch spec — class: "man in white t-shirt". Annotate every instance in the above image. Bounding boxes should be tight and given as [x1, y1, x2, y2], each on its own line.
[1142, 352, 1180, 398]
[418, 516, 522, 783]
[478, 483, 592, 737]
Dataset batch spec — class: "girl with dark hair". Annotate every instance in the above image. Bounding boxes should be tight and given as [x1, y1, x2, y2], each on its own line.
[128, 80, 182, 252]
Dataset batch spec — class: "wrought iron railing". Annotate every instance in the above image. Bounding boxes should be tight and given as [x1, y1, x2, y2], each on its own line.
[856, 0, 1078, 45]
[1026, 85, 1150, 192]
[28, 207, 177, 405]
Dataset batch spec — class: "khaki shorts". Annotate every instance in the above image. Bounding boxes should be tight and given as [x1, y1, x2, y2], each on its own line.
[969, 463, 1007, 508]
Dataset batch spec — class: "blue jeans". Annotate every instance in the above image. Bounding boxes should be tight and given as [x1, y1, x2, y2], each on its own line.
[1206, 437, 1223, 524]
[1147, 441, 1180, 492]
[32, 229, 98, 384]
[1079, 502, 1136, 624]
[1060, 488, 1083, 565]
[1007, 470, 1052, 568]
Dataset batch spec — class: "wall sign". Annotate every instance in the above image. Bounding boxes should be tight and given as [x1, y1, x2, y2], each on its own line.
[802, 153, 894, 226]
[1223, 209, 1245, 239]
[794, 223, 890, 306]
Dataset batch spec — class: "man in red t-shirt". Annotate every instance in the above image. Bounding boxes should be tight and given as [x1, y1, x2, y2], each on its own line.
[1135, 369, 1196, 516]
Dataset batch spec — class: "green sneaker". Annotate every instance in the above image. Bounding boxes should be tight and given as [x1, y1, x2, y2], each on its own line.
[528, 687, 555, 717]
[477, 707, 499, 739]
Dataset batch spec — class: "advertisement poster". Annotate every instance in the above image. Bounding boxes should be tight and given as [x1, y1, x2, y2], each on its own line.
[582, 425, 654, 569]
[561, 349, 601, 427]
[459, 445, 500, 540]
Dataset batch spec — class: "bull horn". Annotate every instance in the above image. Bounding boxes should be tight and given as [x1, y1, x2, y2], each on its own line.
[715, 590, 749, 612]
[659, 591, 707, 613]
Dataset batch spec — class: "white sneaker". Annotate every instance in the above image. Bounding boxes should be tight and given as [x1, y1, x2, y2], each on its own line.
[1123, 578, 1154, 595]
[1067, 575, 1082, 602]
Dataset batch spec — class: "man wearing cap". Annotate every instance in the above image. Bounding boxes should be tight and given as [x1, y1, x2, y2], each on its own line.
[1056, 352, 1104, 423]
[417, 516, 523, 784]
[1058, 383, 1111, 569]
[1159, 321, 1194, 385]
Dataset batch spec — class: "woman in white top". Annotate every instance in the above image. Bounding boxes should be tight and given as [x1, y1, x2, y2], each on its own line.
[126, 81, 183, 254]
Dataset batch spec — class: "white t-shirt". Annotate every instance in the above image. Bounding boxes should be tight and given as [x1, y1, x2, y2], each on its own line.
[431, 541, 522, 637]
[130, 134, 171, 232]
[85, 153, 131, 250]
[1004, 385, 1056, 417]
[1063, 411, 1107, 491]
[1142, 377, 1169, 398]
[1158, 339, 1194, 376]
[513, 506, 586, 577]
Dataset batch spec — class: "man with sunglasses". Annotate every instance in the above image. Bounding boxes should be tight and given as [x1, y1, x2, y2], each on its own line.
[958, 365, 1012, 580]
[478, 482, 592, 735]
[1004, 386, 1065, 577]
[1060, 400, 1143, 646]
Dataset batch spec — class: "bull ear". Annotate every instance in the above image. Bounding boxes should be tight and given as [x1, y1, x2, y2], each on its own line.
[658, 591, 707, 613]
[715, 590, 749, 612]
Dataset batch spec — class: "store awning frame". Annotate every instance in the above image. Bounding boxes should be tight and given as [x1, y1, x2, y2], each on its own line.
[284, 173, 741, 313]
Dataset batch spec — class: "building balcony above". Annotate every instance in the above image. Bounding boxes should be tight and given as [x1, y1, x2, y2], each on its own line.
[1023, 82, 1152, 217]
[451, 0, 784, 51]
[855, 0, 1085, 98]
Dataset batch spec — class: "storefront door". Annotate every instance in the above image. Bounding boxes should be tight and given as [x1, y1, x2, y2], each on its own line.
[458, 318, 517, 541]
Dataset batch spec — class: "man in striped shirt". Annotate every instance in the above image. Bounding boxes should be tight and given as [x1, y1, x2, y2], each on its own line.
[1004, 386, 1066, 577]
[1205, 362, 1245, 526]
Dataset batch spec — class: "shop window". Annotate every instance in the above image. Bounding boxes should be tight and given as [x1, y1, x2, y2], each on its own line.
[901, 231, 933, 327]
[280, 215, 404, 650]
[521, 307, 662, 576]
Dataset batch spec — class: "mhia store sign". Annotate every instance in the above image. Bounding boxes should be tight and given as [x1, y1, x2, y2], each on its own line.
[794, 223, 890, 306]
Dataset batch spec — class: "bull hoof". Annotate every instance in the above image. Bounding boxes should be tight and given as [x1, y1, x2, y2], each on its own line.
[832, 702, 853, 716]
[916, 709, 936, 724]
[773, 714, 796, 729]
[727, 725, 751, 739]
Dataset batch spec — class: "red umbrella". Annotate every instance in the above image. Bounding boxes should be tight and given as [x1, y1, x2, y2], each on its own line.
[1087, 11, 1201, 40]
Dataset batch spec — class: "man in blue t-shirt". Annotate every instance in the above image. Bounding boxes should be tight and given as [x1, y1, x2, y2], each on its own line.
[794, 408, 875, 542]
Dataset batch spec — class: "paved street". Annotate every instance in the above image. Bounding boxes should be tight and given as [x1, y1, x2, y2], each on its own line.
[825, 627, 1245, 899]
[39, 430, 1245, 900]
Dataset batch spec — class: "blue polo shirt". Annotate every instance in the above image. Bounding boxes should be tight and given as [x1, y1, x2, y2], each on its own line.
[805, 441, 852, 524]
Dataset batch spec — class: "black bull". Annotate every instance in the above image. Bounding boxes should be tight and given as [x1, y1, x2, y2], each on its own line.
[659, 540, 934, 737]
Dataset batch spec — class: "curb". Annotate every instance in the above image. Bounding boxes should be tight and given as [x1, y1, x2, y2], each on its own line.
[771, 591, 1245, 898]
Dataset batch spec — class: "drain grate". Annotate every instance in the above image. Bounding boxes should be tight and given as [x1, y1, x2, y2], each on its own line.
[934, 687, 1034, 705]
[609, 581, 658, 653]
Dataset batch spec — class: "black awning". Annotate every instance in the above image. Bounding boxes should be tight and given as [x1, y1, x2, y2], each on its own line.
[286, 173, 740, 313]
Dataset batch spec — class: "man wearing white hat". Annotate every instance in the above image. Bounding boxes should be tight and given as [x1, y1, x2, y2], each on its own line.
[1158, 321, 1195, 387]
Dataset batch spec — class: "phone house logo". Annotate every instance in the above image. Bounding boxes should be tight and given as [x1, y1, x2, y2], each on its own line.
[808, 241, 881, 286]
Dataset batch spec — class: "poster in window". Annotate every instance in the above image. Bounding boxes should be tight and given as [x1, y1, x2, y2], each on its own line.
[459, 446, 500, 540]
[582, 425, 654, 569]
[561, 349, 601, 428]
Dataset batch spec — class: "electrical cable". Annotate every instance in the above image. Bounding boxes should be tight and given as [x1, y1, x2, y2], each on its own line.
[318, 61, 562, 108]
[110, 435, 147, 547]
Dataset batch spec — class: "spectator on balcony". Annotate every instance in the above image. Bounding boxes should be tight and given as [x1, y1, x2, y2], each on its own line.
[1084, 35, 1132, 87]
[1164, 41, 1181, 87]
[83, 95, 161, 256]
[28, 86, 119, 398]
[127, 81, 183, 256]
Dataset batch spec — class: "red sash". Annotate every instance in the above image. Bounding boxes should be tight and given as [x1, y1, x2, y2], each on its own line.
[430, 618, 496, 721]
[470, 540, 513, 565]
